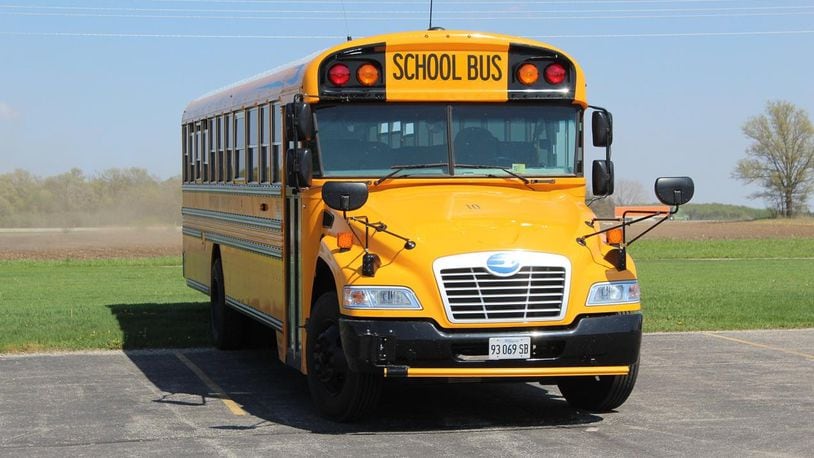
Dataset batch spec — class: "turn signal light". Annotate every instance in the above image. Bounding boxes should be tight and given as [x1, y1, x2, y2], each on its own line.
[606, 228, 624, 245]
[337, 231, 354, 250]
[544, 63, 567, 85]
[357, 63, 379, 86]
[516, 63, 539, 86]
[328, 63, 351, 86]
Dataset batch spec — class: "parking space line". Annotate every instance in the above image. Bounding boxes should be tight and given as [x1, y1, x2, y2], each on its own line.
[704, 333, 814, 360]
[174, 351, 247, 416]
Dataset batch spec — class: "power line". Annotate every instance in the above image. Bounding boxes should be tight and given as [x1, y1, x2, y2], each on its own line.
[2, 29, 812, 40]
[3, 10, 814, 21]
[2, 4, 813, 15]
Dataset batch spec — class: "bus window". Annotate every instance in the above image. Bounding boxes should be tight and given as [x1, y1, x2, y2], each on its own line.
[202, 121, 210, 183]
[182, 124, 189, 182]
[272, 103, 282, 182]
[218, 115, 225, 182]
[194, 122, 201, 181]
[248, 108, 258, 183]
[450, 104, 577, 175]
[235, 111, 245, 181]
[315, 104, 448, 177]
[212, 118, 218, 182]
[225, 113, 233, 181]
[260, 104, 270, 183]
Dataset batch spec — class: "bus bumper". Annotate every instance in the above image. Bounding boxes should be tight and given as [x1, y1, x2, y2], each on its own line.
[338, 313, 642, 379]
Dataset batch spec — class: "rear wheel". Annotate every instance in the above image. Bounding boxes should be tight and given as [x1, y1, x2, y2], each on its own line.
[557, 361, 639, 412]
[306, 291, 382, 421]
[210, 257, 245, 350]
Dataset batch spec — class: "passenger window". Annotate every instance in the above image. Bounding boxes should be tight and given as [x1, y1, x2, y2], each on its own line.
[235, 111, 245, 180]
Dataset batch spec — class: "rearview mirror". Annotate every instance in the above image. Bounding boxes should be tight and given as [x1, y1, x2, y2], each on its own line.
[285, 102, 314, 141]
[655, 177, 694, 206]
[592, 111, 612, 147]
[592, 160, 614, 196]
[322, 181, 369, 212]
[286, 148, 313, 189]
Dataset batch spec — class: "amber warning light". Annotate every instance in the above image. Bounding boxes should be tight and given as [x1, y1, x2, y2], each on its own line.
[357, 63, 380, 86]
[517, 63, 539, 86]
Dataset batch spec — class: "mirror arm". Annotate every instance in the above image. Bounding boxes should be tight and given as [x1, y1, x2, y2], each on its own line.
[348, 216, 417, 250]
[578, 209, 674, 246]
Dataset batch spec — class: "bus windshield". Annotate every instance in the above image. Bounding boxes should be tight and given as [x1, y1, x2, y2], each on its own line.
[314, 104, 579, 178]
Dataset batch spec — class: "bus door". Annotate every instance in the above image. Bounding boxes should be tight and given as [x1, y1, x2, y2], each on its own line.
[284, 189, 303, 369]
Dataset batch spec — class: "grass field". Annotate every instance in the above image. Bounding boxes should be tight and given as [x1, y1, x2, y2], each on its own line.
[0, 239, 812, 352]
[0, 258, 209, 352]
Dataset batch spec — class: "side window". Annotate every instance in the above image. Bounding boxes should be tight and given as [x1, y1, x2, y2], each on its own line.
[260, 105, 270, 183]
[248, 108, 258, 183]
[202, 121, 209, 183]
[272, 103, 282, 183]
[216, 116, 223, 182]
[182, 125, 189, 182]
[212, 118, 218, 182]
[235, 111, 246, 180]
[187, 123, 194, 182]
[225, 113, 233, 182]
[194, 122, 201, 181]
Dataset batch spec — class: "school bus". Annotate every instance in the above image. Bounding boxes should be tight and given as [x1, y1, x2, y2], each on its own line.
[181, 29, 694, 421]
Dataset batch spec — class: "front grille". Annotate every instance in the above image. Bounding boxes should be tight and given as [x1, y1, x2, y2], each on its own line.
[439, 266, 567, 322]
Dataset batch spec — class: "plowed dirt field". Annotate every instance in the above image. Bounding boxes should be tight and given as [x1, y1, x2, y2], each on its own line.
[1, 220, 812, 260]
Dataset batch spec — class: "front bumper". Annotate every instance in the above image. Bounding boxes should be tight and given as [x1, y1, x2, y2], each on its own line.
[339, 313, 642, 378]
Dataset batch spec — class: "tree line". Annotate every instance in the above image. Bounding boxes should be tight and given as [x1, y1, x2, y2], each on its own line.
[0, 168, 181, 228]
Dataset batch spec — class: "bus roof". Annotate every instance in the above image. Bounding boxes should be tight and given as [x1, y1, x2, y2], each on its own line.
[182, 30, 586, 123]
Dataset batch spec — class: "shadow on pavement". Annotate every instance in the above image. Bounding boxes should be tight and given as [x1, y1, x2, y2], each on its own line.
[110, 302, 602, 434]
[121, 346, 603, 434]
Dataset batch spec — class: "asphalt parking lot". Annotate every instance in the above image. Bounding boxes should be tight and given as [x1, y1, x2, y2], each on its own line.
[1, 329, 812, 457]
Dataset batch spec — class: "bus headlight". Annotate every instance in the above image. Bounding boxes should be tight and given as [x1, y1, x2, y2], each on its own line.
[343, 286, 422, 310]
[586, 281, 640, 306]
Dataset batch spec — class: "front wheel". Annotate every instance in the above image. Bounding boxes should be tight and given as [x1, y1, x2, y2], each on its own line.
[306, 292, 382, 421]
[557, 361, 639, 412]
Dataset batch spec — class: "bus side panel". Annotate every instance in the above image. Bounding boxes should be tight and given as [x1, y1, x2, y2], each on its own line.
[220, 245, 286, 351]
[183, 233, 212, 290]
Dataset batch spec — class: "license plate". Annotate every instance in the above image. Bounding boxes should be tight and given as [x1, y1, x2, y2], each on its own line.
[488, 337, 531, 360]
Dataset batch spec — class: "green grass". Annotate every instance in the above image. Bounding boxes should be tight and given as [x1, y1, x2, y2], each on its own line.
[1, 239, 812, 352]
[0, 257, 209, 353]
[630, 238, 814, 260]
[632, 238, 814, 331]
[638, 259, 814, 332]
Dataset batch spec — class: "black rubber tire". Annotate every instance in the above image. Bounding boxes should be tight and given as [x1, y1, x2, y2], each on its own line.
[210, 258, 245, 350]
[306, 292, 382, 422]
[557, 361, 639, 412]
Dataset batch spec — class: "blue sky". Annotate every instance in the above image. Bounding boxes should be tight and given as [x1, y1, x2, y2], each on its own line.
[1, 0, 813, 208]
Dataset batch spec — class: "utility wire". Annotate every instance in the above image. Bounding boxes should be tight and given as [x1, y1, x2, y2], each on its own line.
[2, 4, 813, 15]
[3, 10, 813, 21]
[2, 29, 812, 40]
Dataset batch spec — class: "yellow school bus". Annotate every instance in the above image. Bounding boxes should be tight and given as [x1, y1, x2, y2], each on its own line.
[181, 29, 693, 420]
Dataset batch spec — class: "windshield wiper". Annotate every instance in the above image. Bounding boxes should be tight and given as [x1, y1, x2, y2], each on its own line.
[373, 162, 450, 186]
[454, 164, 530, 184]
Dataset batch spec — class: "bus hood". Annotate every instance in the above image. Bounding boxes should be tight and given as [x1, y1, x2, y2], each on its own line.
[343, 183, 590, 256]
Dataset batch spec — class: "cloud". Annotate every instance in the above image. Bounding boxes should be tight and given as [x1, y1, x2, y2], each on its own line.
[0, 102, 20, 121]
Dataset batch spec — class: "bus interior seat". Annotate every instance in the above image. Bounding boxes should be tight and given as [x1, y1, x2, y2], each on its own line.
[454, 127, 499, 165]
[498, 141, 538, 167]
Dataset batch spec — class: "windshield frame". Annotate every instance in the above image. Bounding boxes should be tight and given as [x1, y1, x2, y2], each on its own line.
[312, 102, 583, 180]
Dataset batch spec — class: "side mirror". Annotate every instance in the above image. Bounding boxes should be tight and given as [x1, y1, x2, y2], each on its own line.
[285, 102, 314, 141]
[592, 111, 612, 147]
[286, 148, 313, 189]
[655, 177, 694, 206]
[322, 181, 369, 212]
[592, 160, 614, 196]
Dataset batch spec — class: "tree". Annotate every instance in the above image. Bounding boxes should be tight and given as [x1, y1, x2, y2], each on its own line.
[733, 100, 814, 217]
[612, 179, 647, 206]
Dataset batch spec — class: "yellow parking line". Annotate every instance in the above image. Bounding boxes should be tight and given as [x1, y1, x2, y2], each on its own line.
[704, 333, 814, 360]
[174, 351, 247, 416]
